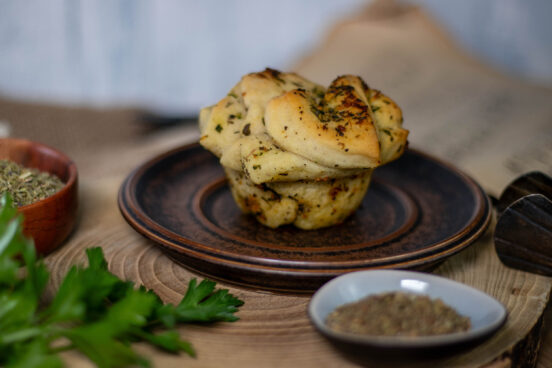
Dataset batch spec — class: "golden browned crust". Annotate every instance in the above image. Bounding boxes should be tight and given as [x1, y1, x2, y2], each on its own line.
[226, 168, 372, 229]
[198, 68, 408, 229]
[265, 76, 381, 168]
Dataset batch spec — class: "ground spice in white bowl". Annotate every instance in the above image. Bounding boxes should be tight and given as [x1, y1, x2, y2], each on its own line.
[325, 291, 471, 337]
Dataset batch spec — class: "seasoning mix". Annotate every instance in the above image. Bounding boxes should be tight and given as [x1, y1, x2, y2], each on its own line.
[325, 291, 471, 337]
[0, 159, 65, 207]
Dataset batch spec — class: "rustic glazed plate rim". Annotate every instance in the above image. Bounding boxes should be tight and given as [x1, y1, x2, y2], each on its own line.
[118, 143, 492, 291]
[119, 144, 490, 267]
[192, 177, 420, 253]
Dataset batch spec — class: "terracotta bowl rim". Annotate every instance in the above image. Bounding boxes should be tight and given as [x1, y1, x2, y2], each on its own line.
[0, 137, 78, 210]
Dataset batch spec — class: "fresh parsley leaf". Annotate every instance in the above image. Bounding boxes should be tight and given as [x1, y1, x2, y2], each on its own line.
[63, 327, 150, 368]
[149, 279, 244, 327]
[6, 339, 63, 368]
[62, 290, 157, 368]
[0, 193, 245, 367]
[133, 329, 195, 357]
[175, 279, 244, 322]
[86, 246, 109, 270]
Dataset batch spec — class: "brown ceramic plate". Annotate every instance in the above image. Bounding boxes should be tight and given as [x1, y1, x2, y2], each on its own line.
[118, 143, 491, 293]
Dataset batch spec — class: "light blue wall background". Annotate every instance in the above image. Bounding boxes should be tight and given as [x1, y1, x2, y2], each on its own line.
[0, 0, 550, 115]
[410, 0, 552, 86]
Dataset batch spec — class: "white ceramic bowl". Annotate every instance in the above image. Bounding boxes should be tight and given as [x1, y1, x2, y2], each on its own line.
[309, 270, 507, 349]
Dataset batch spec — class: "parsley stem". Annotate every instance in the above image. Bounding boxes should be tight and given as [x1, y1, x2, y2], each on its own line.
[0, 327, 43, 344]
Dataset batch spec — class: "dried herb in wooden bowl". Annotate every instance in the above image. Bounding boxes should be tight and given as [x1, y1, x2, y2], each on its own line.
[0, 159, 65, 207]
[325, 291, 471, 337]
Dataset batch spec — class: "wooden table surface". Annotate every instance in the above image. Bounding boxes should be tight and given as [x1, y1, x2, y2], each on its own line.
[4, 98, 552, 368]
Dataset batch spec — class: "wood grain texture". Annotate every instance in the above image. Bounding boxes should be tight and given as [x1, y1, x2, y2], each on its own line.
[40, 129, 551, 368]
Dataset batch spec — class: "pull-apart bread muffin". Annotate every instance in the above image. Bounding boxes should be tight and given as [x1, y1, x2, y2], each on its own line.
[199, 68, 408, 230]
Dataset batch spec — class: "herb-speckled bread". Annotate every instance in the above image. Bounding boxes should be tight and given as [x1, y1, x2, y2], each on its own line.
[199, 68, 407, 229]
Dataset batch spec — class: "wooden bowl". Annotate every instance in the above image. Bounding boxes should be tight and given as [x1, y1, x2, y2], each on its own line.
[0, 138, 78, 254]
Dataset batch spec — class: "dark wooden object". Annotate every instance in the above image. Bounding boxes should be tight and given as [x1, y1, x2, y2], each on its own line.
[494, 194, 552, 276]
[118, 144, 491, 292]
[0, 138, 78, 254]
[496, 171, 552, 214]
